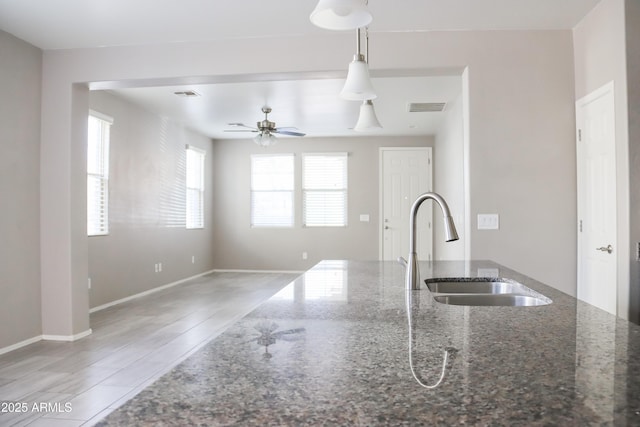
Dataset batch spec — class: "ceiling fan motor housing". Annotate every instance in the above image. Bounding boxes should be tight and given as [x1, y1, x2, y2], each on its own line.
[224, 106, 304, 137]
[258, 119, 276, 132]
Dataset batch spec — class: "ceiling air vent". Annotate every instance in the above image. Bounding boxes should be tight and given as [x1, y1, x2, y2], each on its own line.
[408, 102, 446, 112]
[174, 90, 200, 97]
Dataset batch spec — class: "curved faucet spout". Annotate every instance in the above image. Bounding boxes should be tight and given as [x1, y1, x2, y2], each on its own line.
[404, 192, 459, 290]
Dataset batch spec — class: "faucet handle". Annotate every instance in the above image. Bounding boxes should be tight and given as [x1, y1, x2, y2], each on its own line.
[397, 257, 408, 268]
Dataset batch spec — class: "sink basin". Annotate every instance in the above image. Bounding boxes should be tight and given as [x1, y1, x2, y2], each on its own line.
[425, 277, 552, 307]
[426, 280, 515, 294]
[433, 294, 551, 307]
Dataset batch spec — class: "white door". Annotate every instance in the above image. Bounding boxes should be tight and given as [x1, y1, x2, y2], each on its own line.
[576, 82, 617, 315]
[380, 148, 432, 261]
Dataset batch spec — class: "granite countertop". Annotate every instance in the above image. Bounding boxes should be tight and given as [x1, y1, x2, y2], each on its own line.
[99, 260, 640, 426]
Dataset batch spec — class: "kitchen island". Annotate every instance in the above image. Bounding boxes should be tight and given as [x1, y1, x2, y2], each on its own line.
[98, 260, 640, 425]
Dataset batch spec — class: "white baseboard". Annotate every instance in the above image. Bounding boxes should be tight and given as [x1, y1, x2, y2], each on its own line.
[212, 269, 304, 274]
[42, 328, 92, 342]
[0, 328, 93, 355]
[90, 269, 217, 313]
[0, 335, 43, 356]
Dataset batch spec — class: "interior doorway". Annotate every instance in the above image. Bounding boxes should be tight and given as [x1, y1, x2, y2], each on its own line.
[379, 147, 433, 261]
[576, 81, 617, 315]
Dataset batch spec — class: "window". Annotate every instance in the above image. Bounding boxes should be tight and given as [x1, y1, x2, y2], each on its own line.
[87, 111, 112, 236]
[303, 153, 348, 227]
[251, 154, 294, 227]
[186, 145, 206, 229]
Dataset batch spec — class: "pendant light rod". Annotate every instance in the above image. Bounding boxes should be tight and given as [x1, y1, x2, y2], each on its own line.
[365, 27, 369, 64]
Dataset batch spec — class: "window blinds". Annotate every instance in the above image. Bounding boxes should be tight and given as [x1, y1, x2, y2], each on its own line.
[302, 153, 348, 227]
[87, 112, 112, 236]
[186, 145, 206, 229]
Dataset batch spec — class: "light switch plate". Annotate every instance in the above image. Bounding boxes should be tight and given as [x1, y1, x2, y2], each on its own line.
[477, 214, 499, 230]
[359, 214, 370, 222]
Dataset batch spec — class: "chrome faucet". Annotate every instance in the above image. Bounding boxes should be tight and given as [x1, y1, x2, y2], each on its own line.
[398, 192, 459, 290]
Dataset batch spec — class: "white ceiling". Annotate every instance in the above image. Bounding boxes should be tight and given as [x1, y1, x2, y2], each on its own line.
[0, 0, 601, 50]
[0, 0, 601, 140]
[109, 76, 463, 140]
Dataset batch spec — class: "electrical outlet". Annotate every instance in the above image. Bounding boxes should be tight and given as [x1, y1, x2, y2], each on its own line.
[158, 262, 162, 272]
[88, 278, 92, 289]
[302, 252, 308, 260]
[192, 255, 195, 264]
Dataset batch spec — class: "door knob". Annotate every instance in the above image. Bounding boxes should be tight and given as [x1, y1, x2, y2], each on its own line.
[384, 226, 389, 230]
[596, 245, 613, 254]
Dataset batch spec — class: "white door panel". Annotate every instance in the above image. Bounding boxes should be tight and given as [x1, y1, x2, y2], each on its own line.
[380, 148, 432, 261]
[576, 82, 617, 315]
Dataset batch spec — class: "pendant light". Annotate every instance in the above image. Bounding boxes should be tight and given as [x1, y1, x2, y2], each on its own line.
[254, 132, 277, 147]
[310, 0, 372, 31]
[340, 27, 376, 101]
[354, 100, 382, 131]
[352, 27, 381, 131]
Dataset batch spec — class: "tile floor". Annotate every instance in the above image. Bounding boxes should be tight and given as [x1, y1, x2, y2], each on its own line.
[0, 271, 299, 426]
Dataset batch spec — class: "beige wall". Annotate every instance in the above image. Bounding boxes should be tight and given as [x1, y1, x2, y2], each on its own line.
[573, 0, 631, 318]
[0, 31, 42, 349]
[35, 29, 578, 339]
[460, 31, 576, 295]
[212, 136, 432, 271]
[88, 91, 215, 308]
[434, 92, 466, 260]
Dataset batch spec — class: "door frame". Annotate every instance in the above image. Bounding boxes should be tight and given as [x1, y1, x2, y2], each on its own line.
[378, 147, 432, 260]
[576, 81, 618, 315]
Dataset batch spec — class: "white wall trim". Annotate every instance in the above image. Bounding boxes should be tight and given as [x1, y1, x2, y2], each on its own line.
[212, 269, 305, 274]
[0, 335, 43, 356]
[0, 329, 94, 355]
[90, 269, 217, 313]
[42, 329, 93, 342]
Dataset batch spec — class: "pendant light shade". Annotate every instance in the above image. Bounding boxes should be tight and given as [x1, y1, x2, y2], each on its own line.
[254, 132, 277, 147]
[340, 54, 377, 101]
[310, 0, 372, 31]
[354, 100, 382, 131]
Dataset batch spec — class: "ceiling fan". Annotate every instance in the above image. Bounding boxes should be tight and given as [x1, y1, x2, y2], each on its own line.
[225, 106, 305, 146]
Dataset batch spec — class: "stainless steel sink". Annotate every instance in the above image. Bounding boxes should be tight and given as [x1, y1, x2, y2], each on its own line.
[426, 280, 515, 294]
[425, 277, 552, 307]
[433, 294, 551, 307]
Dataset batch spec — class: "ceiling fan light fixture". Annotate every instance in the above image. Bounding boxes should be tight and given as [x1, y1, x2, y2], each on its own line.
[354, 100, 382, 131]
[340, 55, 377, 101]
[254, 131, 278, 147]
[310, 0, 372, 31]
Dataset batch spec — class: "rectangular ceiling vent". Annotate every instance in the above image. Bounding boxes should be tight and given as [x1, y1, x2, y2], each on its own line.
[174, 90, 200, 97]
[408, 102, 446, 113]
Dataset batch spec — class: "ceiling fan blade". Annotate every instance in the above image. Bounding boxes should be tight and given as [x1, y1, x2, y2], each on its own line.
[223, 129, 258, 132]
[273, 130, 306, 137]
[274, 126, 299, 131]
[227, 122, 257, 130]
